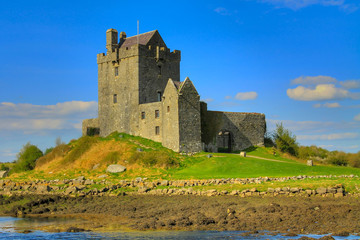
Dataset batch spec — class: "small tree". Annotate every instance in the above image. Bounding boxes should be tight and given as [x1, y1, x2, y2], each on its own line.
[12, 142, 43, 172]
[272, 123, 299, 156]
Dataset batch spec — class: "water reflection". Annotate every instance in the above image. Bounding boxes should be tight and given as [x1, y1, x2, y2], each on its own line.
[0, 217, 358, 239]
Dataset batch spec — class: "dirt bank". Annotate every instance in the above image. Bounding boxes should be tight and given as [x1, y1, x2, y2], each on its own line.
[1, 194, 360, 235]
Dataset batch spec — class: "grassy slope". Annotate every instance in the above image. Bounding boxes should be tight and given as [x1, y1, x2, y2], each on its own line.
[8, 133, 360, 181]
[171, 147, 360, 179]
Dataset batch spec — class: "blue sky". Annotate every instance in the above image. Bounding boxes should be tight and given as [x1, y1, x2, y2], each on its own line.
[0, 0, 359, 162]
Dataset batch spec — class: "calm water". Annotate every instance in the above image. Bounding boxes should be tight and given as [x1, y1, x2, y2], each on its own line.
[0, 217, 358, 240]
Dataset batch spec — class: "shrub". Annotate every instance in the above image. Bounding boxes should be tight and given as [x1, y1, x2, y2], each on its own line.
[129, 150, 178, 168]
[348, 152, 360, 168]
[264, 132, 275, 147]
[327, 151, 348, 166]
[44, 147, 54, 155]
[12, 142, 43, 172]
[272, 123, 299, 156]
[0, 163, 9, 171]
[36, 144, 70, 168]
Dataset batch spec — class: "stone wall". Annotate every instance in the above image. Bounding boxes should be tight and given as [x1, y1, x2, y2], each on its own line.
[201, 102, 266, 152]
[178, 78, 202, 153]
[82, 118, 99, 136]
[0, 175, 356, 197]
[138, 102, 163, 143]
[161, 79, 180, 151]
[97, 44, 140, 137]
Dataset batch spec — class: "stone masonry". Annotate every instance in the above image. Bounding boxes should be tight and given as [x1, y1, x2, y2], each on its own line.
[82, 28, 266, 153]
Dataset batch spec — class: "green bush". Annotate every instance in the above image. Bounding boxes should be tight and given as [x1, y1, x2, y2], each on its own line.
[327, 151, 348, 166]
[44, 147, 54, 155]
[129, 150, 178, 168]
[272, 123, 299, 156]
[12, 142, 43, 172]
[36, 144, 70, 168]
[0, 163, 9, 171]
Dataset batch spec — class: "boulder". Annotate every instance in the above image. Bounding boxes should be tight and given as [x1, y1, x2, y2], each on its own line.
[36, 185, 51, 193]
[106, 164, 126, 173]
[0, 171, 8, 178]
[316, 187, 327, 194]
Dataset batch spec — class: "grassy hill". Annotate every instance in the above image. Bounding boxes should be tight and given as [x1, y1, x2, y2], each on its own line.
[8, 132, 360, 181]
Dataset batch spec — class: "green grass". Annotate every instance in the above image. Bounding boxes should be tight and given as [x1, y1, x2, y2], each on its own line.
[171, 151, 360, 179]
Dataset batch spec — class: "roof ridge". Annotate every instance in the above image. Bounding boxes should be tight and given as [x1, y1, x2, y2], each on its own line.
[125, 30, 157, 39]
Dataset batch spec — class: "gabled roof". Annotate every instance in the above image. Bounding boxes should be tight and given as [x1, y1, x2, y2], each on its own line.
[173, 81, 183, 90]
[120, 30, 157, 49]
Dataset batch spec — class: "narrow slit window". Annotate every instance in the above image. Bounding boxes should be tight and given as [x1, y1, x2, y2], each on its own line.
[141, 112, 145, 119]
[155, 110, 160, 118]
[113, 94, 117, 103]
[167, 106, 170, 112]
[158, 65, 162, 75]
[115, 67, 118, 76]
[155, 126, 160, 135]
[157, 91, 162, 102]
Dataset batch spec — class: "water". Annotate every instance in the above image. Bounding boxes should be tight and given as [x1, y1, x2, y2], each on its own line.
[0, 217, 358, 239]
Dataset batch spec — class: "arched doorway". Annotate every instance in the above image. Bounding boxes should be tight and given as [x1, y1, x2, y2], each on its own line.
[216, 130, 233, 153]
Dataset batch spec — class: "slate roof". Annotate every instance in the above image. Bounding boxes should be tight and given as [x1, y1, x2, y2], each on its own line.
[173, 81, 182, 89]
[120, 30, 157, 49]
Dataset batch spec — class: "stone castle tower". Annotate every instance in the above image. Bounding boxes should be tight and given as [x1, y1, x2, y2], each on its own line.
[83, 29, 266, 153]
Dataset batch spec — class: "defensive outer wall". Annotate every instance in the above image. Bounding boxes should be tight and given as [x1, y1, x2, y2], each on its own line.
[83, 28, 266, 153]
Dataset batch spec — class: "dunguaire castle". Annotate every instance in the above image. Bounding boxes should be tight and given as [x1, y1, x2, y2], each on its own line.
[82, 29, 266, 153]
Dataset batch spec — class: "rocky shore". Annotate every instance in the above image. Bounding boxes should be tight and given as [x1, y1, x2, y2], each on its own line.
[1, 194, 360, 236]
[0, 175, 359, 235]
[0, 174, 357, 197]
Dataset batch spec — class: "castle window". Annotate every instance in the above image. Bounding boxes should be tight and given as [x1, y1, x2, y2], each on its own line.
[141, 112, 145, 119]
[155, 110, 160, 118]
[155, 126, 160, 135]
[115, 67, 118, 76]
[157, 91, 162, 102]
[113, 94, 117, 104]
[167, 106, 170, 112]
[158, 65, 162, 75]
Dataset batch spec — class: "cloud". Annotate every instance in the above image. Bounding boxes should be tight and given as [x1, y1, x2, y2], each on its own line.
[354, 113, 360, 121]
[313, 102, 341, 108]
[234, 92, 258, 100]
[202, 98, 214, 103]
[297, 132, 358, 140]
[214, 7, 231, 15]
[0, 101, 97, 131]
[291, 76, 337, 85]
[260, 0, 358, 12]
[340, 80, 360, 89]
[287, 84, 352, 101]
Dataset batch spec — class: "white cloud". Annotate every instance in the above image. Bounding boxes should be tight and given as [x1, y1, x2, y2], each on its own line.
[354, 113, 360, 121]
[234, 92, 258, 100]
[313, 102, 341, 108]
[260, 0, 358, 12]
[0, 101, 97, 131]
[297, 132, 358, 140]
[214, 7, 231, 15]
[291, 75, 337, 85]
[202, 98, 214, 103]
[340, 80, 360, 89]
[287, 84, 351, 101]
